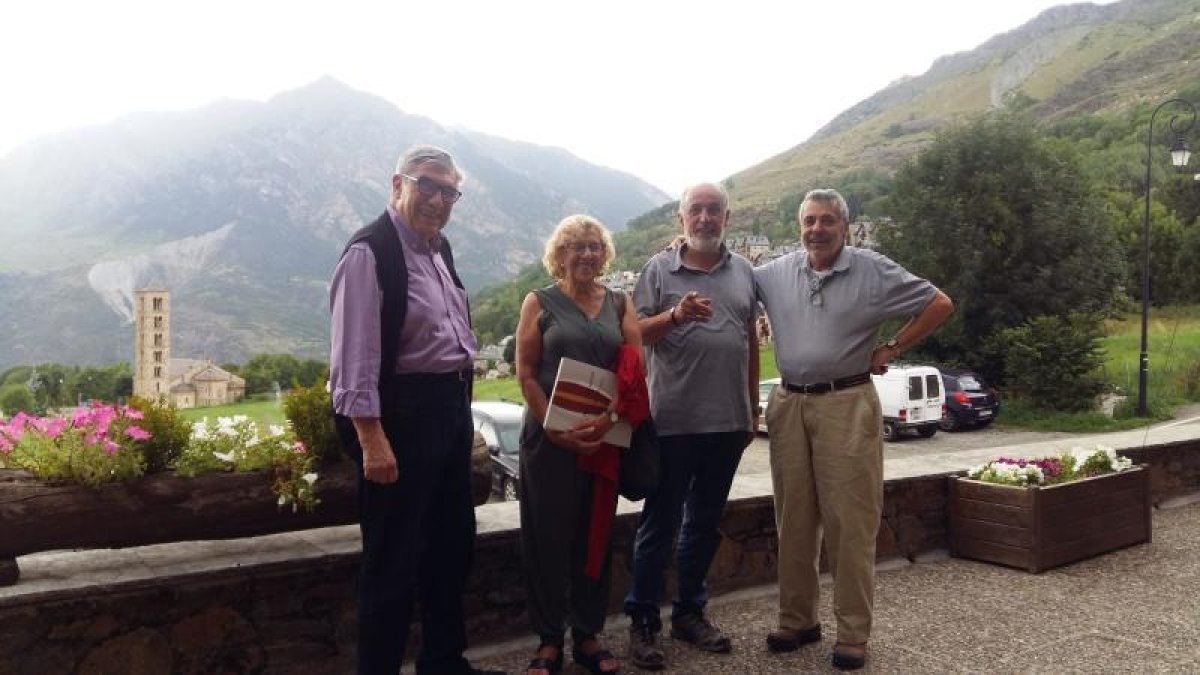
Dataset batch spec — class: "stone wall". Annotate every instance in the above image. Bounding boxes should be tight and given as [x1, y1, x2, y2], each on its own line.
[1, 440, 1196, 674]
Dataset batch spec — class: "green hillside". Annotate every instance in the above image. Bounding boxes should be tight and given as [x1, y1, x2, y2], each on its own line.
[471, 0, 1200, 344]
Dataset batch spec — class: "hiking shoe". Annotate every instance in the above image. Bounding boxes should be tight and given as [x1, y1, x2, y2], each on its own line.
[669, 613, 731, 653]
[766, 624, 822, 653]
[832, 642, 867, 671]
[627, 620, 665, 670]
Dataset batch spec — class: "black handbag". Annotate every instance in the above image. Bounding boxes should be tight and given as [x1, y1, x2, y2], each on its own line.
[618, 416, 660, 501]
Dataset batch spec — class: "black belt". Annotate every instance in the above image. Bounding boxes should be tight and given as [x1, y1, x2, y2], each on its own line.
[394, 369, 472, 384]
[783, 371, 871, 395]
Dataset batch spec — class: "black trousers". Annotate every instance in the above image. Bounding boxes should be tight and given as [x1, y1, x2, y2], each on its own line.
[348, 374, 476, 675]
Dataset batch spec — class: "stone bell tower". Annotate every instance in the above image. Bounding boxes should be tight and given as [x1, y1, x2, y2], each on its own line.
[132, 288, 170, 402]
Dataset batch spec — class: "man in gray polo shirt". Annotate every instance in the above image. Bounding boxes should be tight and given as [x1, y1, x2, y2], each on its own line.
[755, 188, 952, 671]
[623, 182, 759, 670]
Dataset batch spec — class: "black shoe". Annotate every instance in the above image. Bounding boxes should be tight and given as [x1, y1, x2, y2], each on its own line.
[669, 612, 731, 654]
[766, 624, 822, 653]
[628, 618, 665, 670]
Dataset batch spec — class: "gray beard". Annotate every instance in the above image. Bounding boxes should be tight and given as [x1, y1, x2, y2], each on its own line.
[687, 235, 721, 253]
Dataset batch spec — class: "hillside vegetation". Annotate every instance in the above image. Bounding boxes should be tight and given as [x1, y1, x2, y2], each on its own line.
[472, 0, 1200, 344]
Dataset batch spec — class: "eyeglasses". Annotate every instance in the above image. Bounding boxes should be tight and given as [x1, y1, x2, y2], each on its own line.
[400, 173, 462, 203]
[564, 241, 605, 254]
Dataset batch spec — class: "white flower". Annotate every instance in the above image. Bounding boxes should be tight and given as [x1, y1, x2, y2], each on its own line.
[302, 472, 318, 486]
[213, 450, 235, 463]
[277, 495, 287, 506]
[190, 422, 210, 440]
[268, 424, 286, 437]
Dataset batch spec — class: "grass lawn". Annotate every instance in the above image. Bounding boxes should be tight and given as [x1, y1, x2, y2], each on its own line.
[179, 397, 287, 426]
[1100, 306, 1200, 417]
[472, 377, 523, 403]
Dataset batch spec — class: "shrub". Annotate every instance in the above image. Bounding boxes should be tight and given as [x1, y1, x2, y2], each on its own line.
[967, 444, 1133, 486]
[127, 396, 191, 472]
[0, 404, 150, 485]
[997, 313, 1107, 412]
[176, 416, 319, 512]
[284, 383, 342, 463]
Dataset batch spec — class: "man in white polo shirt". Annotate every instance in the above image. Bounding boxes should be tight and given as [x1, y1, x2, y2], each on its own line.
[754, 188, 952, 671]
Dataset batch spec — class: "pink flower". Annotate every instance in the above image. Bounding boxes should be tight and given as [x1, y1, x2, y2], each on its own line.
[124, 426, 152, 441]
[102, 439, 120, 456]
[292, 441, 307, 454]
[121, 407, 144, 420]
[45, 418, 68, 439]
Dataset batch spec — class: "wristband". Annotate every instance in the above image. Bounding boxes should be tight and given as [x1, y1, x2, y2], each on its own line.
[669, 305, 680, 325]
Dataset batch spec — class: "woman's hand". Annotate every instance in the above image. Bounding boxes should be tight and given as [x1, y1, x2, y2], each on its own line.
[546, 427, 605, 456]
[571, 412, 614, 443]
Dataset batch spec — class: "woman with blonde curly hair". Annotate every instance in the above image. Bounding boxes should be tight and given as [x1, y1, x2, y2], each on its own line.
[515, 214, 641, 675]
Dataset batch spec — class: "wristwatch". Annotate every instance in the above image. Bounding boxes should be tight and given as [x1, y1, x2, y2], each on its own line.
[607, 409, 619, 424]
[883, 337, 901, 352]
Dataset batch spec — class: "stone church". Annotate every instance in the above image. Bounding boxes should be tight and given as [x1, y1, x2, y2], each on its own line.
[132, 288, 245, 408]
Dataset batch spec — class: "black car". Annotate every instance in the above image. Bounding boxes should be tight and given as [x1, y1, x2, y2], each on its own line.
[471, 401, 524, 501]
[939, 368, 999, 431]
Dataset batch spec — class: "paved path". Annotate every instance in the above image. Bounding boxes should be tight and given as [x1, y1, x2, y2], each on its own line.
[469, 500, 1200, 674]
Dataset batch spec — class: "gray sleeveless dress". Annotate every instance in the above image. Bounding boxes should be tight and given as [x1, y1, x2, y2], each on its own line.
[519, 284, 623, 641]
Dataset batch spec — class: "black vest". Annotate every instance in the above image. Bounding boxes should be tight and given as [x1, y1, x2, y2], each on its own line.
[333, 212, 470, 454]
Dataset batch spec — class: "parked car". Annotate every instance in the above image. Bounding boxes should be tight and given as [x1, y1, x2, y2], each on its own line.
[470, 401, 524, 501]
[757, 377, 781, 433]
[872, 364, 945, 441]
[939, 368, 1000, 431]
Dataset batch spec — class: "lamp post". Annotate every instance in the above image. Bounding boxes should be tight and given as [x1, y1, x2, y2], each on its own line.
[1137, 98, 1195, 417]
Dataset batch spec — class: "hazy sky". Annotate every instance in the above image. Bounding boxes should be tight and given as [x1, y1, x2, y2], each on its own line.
[2, 0, 1107, 194]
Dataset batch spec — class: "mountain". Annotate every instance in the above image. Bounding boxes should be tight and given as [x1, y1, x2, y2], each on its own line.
[728, 0, 1200, 207]
[0, 78, 669, 369]
[614, 0, 1200, 235]
[469, 0, 1200, 342]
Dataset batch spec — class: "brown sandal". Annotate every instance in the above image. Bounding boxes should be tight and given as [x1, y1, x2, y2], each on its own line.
[526, 643, 563, 675]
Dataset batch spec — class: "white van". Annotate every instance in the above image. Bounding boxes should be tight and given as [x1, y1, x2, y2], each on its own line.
[871, 365, 945, 441]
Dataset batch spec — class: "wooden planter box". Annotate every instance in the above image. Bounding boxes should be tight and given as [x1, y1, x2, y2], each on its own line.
[948, 466, 1151, 573]
[0, 443, 496, 586]
[0, 461, 359, 586]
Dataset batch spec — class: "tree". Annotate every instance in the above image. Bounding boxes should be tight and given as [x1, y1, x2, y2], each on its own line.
[997, 314, 1106, 412]
[0, 384, 36, 416]
[880, 114, 1124, 384]
[502, 337, 516, 365]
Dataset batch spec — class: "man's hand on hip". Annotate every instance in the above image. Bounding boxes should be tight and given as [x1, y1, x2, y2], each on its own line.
[869, 346, 894, 375]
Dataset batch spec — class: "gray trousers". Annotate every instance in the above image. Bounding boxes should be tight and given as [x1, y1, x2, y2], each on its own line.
[518, 430, 613, 643]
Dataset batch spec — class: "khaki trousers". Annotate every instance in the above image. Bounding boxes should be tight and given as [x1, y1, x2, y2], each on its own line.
[767, 382, 883, 644]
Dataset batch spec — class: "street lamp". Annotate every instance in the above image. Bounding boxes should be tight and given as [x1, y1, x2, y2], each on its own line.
[1138, 98, 1195, 417]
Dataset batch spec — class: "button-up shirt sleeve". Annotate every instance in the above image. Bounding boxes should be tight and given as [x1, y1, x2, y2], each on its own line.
[329, 242, 382, 418]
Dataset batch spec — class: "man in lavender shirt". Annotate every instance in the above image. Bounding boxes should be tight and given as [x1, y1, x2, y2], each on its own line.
[329, 145, 499, 675]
